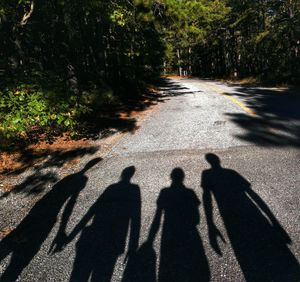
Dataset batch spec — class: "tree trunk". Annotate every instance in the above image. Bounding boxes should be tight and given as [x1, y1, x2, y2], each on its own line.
[177, 48, 182, 77]
[188, 46, 192, 75]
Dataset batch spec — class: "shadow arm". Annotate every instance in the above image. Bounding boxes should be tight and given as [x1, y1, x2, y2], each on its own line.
[203, 187, 214, 226]
[147, 205, 162, 244]
[49, 190, 81, 253]
[246, 187, 276, 222]
[246, 187, 291, 243]
[128, 189, 141, 253]
[67, 203, 96, 241]
[202, 176, 225, 255]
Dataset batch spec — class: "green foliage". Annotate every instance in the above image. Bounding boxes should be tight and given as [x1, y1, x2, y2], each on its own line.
[0, 73, 90, 143]
[158, 0, 230, 74]
[190, 0, 300, 83]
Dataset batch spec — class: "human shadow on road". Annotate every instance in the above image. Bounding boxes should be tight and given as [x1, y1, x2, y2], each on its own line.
[60, 166, 141, 282]
[122, 239, 157, 282]
[201, 153, 300, 282]
[1, 147, 99, 198]
[129, 168, 210, 282]
[0, 158, 101, 282]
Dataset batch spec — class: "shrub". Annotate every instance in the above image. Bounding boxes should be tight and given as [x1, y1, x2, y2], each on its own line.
[0, 71, 91, 146]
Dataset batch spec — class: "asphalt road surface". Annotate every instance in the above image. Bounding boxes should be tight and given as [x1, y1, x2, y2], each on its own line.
[1, 77, 300, 282]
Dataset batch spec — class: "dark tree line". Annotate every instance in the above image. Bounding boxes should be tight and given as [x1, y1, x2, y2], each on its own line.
[0, 0, 299, 144]
[164, 0, 300, 83]
[1, 0, 299, 88]
[0, 0, 164, 143]
[0, 0, 165, 89]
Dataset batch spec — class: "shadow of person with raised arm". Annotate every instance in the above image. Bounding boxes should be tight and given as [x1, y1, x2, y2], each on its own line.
[144, 168, 210, 282]
[60, 166, 141, 282]
[0, 158, 101, 282]
[201, 153, 300, 282]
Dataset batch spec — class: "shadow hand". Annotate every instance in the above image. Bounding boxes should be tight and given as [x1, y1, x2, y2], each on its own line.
[124, 249, 137, 263]
[209, 225, 225, 256]
[49, 233, 69, 254]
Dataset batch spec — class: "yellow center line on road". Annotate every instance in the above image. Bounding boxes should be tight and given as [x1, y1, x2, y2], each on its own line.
[202, 83, 256, 117]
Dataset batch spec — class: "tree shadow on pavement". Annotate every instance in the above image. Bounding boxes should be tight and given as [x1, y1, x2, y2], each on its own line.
[224, 86, 300, 147]
[0, 158, 101, 282]
[67, 78, 194, 141]
[54, 166, 141, 282]
[201, 153, 300, 282]
[0, 146, 98, 197]
[156, 78, 202, 97]
[123, 168, 210, 282]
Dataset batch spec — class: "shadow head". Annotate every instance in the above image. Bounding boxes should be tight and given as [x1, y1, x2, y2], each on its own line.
[82, 157, 102, 173]
[171, 168, 185, 183]
[121, 166, 136, 182]
[205, 153, 221, 168]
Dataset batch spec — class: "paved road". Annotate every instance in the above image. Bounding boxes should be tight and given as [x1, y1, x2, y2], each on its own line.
[1, 78, 300, 281]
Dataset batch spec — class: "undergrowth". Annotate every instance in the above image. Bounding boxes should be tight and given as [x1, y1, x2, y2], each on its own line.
[0, 70, 138, 150]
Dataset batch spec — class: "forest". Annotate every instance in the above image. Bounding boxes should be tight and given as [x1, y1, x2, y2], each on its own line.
[0, 0, 299, 146]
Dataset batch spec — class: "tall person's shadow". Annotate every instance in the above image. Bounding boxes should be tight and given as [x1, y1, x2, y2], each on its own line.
[201, 153, 300, 282]
[144, 168, 210, 282]
[0, 158, 101, 282]
[58, 166, 141, 282]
